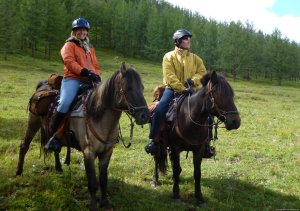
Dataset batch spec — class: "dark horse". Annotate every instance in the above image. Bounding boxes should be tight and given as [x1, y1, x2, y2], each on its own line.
[16, 62, 149, 210]
[152, 71, 240, 207]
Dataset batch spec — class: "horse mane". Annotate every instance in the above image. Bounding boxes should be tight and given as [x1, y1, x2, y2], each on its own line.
[123, 67, 143, 89]
[201, 72, 234, 99]
[87, 70, 120, 120]
[87, 67, 143, 120]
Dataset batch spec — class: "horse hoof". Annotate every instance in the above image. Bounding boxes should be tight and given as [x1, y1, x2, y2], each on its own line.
[150, 180, 158, 187]
[196, 200, 206, 208]
[55, 168, 63, 173]
[172, 196, 181, 203]
[16, 169, 22, 176]
[173, 198, 181, 203]
[100, 198, 109, 208]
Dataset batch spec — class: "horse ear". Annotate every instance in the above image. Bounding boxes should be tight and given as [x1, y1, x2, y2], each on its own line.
[201, 73, 210, 86]
[120, 62, 126, 75]
[211, 70, 218, 85]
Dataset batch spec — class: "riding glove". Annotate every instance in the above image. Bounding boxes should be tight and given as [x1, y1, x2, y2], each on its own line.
[185, 78, 194, 87]
[182, 87, 193, 96]
[80, 68, 101, 83]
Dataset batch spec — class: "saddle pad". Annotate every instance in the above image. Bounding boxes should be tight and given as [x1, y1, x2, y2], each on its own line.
[70, 104, 84, 117]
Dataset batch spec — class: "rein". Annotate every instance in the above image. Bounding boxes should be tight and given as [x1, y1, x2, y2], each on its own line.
[118, 112, 134, 148]
[82, 95, 111, 145]
[187, 80, 239, 128]
[174, 79, 238, 145]
[115, 81, 147, 148]
[82, 72, 146, 147]
[117, 87, 148, 115]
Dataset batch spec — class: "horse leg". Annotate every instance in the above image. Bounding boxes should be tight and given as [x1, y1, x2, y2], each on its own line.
[98, 148, 113, 208]
[16, 114, 41, 176]
[151, 155, 159, 187]
[83, 150, 98, 211]
[169, 149, 181, 201]
[193, 150, 206, 207]
[54, 151, 62, 172]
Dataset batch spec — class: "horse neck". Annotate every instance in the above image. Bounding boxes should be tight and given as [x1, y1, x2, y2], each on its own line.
[86, 82, 122, 122]
[184, 88, 208, 124]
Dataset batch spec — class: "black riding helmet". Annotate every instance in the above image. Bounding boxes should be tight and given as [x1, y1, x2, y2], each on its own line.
[173, 29, 192, 47]
[72, 17, 90, 31]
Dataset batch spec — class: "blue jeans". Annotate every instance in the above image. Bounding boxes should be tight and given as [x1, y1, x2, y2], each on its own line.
[57, 78, 83, 113]
[149, 88, 174, 139]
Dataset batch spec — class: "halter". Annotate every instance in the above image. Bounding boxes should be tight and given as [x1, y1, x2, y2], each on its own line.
[114, 74, 148, 148]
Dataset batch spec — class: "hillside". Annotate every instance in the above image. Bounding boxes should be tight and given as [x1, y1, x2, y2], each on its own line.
[0, 50, 299, 210]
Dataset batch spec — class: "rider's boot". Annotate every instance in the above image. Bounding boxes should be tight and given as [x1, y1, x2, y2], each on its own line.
[145, 139, 160, 155]
[44, 112, 66, 153]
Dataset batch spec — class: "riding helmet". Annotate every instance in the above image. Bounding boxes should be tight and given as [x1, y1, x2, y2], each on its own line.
[172, 29, 192, 42]
[71, 18, 90, 31]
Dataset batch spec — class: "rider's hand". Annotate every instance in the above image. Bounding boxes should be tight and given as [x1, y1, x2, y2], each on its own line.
[182, 87, 193, 96]
[80, 68, 101, 83]
[184, 78, 194, 87]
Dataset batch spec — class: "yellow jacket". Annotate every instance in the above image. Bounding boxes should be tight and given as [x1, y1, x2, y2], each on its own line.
[163, 47, 206, 93]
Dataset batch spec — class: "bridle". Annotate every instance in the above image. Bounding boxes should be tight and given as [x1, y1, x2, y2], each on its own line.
[118, 88, 148, 115]
[82, 71, 147, 146]
[187, 80, 239, 127]
[114, 73, 148, 115]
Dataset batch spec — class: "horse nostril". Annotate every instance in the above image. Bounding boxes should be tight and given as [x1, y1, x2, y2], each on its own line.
[141, 113, 149, 121]
[232, 119, 240, 128]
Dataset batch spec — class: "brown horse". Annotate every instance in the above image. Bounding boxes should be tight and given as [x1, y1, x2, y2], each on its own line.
[16, 62, 149, 210]
[151, 71, 241, 207]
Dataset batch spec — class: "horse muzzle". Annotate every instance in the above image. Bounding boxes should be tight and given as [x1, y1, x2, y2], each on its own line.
[224, 115, 241, 130]
[129, 106, 150, 125]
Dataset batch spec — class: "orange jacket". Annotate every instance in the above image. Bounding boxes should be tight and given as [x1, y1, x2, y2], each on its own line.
[60, 40, 100, 80]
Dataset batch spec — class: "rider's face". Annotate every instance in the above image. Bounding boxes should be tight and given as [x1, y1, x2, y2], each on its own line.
[180, 36, 191, 49]
[75, 28, 88, 40]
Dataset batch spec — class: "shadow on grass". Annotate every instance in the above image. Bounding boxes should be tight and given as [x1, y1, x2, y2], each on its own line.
[202, 177, 300, 210]
[1, 164, 299, 211]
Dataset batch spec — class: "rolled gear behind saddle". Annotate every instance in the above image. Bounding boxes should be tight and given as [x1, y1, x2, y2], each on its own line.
[28, 74, 62, 116]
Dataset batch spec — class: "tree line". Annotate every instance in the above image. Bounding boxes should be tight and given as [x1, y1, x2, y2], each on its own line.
[1, 0, 299, 84]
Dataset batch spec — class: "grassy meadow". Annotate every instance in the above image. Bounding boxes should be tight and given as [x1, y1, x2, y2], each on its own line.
[0, 49, 299, 210]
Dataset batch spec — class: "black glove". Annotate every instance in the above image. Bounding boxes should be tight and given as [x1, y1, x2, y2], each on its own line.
[185, 78, 194, 87]
[80, 68, 101, 83]
[182, 87, 193, 96]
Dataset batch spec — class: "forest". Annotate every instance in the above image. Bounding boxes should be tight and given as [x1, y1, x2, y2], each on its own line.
[1, 0, 300, 84]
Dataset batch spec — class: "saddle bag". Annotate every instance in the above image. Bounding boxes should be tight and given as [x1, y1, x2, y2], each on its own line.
[48, 74, 63, 90]
[29, 89, 59, 115]
[29, 74, 62, 115]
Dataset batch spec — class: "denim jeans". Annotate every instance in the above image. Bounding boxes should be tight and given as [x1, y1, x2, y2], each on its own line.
[57, 78, 83, 113]
[149, 88, 174, 139]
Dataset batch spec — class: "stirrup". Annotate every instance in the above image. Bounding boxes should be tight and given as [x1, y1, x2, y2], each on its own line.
[145, 140, 159, 155]
[44, 137, 62, 153]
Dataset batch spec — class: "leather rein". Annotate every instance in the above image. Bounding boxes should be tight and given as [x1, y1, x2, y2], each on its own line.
[174, 80, 238, 142]
[82, 75, 147, 146]
[188, 80, 239, 127]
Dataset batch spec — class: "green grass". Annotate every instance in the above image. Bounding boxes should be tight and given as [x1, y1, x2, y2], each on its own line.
[0, 50, 300, 210]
